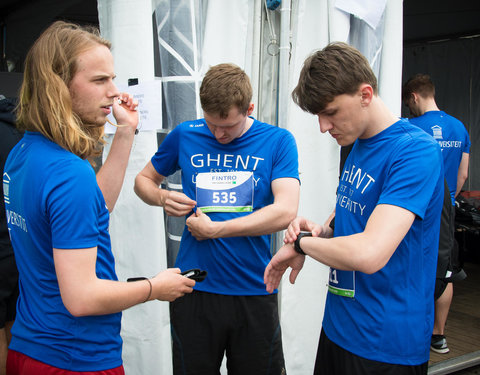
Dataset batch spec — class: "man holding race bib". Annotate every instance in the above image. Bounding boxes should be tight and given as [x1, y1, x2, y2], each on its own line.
[134, 63, 300, 374]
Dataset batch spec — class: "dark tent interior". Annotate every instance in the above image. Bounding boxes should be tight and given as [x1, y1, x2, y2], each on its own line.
[0, 0, 99, 97]
[403, 0, 480, 193]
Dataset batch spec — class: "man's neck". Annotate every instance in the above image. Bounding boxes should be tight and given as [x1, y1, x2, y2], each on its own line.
[361, 96, 399, 139]
[237, 116, 254, 138]
[420, 97, 439, 115]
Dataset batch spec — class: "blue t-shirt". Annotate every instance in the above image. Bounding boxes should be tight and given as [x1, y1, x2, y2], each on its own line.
[151, 118, 299, 295]
[4, 132, 122, 371]
[409, 111, 470, 204]
[323, 119, 444, 365]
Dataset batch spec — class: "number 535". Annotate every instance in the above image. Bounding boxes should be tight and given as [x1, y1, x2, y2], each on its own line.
[212, 191, 237, 204]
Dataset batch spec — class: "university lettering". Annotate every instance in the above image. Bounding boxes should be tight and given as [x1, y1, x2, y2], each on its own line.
[437, 140, 462, 148]
[6, 209, 28, 232]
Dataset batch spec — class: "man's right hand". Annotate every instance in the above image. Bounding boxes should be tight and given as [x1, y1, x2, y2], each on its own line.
[134, 162, 196, 216]
[283, 216, 325, 244]
[150, 268, 195, 302]
[162, 191, 196, 217]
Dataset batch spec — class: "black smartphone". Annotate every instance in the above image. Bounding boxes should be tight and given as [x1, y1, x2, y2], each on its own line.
[127, 277, 147, 282]
[181, 268, 207, 282]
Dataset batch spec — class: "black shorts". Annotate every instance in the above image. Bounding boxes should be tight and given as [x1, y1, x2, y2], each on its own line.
[436, 182, 455, 280]
[434, 239, 467, 300]
[434, 182, 467, 300]
[314, 329, 428, 375]
[170, 291, 285, 375]
[0, 255, 19, 328]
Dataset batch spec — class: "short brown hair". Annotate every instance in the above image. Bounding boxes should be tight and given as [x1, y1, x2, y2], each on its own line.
[292, 42, 378, 114]
[402, 74, 435, 103]
[200, 63, 252, 118]
[17, 21, 111, 159]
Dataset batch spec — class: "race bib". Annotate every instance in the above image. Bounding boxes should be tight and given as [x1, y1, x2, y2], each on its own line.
[196, 171, 254, 213]
[328, 268, 355, 298]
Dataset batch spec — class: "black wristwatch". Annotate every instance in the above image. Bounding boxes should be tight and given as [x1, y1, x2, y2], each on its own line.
[294, 232, 312, 255]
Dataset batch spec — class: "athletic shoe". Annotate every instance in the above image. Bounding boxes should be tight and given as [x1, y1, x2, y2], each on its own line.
[431, 334, 450, 354]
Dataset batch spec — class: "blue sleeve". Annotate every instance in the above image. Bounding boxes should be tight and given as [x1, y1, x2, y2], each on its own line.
[151, 125, 181, 177]
[47, 160, 103, 249]
[378, 139, 443, 220]
[271, 129, 299, 181]
[463, 129, 471, 154]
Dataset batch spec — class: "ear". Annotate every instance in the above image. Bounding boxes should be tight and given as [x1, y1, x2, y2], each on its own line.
[246, 103, 254, 116]
[359, 84, 373, 107]
[411, 92, 419, 103]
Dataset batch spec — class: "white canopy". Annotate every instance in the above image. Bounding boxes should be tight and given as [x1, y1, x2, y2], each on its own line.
[98, 1, 403, 373]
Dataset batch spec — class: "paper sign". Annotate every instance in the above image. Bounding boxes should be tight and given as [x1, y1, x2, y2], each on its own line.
[105, 80, 162, 134]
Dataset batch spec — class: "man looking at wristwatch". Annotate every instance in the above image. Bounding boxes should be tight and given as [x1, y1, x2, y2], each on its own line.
[264, 43, 444, 375]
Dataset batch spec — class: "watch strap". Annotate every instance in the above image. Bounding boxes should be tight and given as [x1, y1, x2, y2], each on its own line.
[294, 232, 312, 255]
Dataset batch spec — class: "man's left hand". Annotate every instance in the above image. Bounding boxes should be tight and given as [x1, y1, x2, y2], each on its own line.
[186, 208, 224, 241]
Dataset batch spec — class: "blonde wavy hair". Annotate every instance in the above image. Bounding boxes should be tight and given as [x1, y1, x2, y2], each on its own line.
[17, 21, 111, 159]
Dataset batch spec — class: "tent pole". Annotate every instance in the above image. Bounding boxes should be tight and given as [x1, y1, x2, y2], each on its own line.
[274, 0, 292, 309]
[277, 0, 291, 130]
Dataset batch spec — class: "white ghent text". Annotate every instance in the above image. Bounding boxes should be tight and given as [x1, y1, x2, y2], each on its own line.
[191, 153, 264, 170]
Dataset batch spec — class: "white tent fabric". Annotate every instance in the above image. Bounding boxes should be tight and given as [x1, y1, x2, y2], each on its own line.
[279, 2, 345, 372]
[97, 0, 403, 373]
[335, 0, 387, 30]
[98, 1, 173, 374]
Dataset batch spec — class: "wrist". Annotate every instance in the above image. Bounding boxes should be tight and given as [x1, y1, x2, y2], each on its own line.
[159, 189, 169, 207]
[294, 231, 312, 255]
[211, 220, 226, 239]
[114, 124, 137, 137]
[143, 278, 152, 303]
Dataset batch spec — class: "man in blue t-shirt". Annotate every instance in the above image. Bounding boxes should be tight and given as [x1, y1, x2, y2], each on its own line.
[135, 63, 300, 374]
[264, 43, 443, 375]
[4, 21, 194, 374]
[403, 73, 471, 354]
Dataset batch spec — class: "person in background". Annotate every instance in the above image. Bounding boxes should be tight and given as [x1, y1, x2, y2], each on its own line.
[403, 73, 471, 354]
[4, 21, 194, 375]
[264, 42, 444, 375]
[135, 63, 300, 374]
[0, 95, 23, 375]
